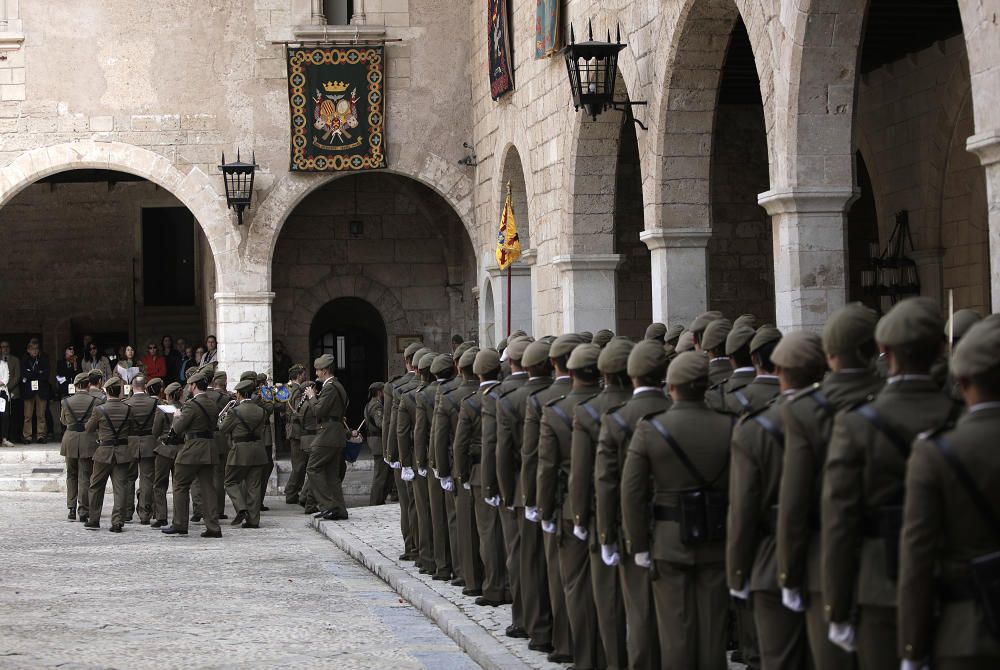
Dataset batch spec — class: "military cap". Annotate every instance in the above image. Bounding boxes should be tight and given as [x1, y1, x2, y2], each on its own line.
[948, 308, 983, 342]
[725, 324, 756, 356]
[418, 351, 438, 371]
[733, 314, 758, 330]
[665, 324, 685, 345]
[823, 302, 878, 357]
[458, 346, 480, 369]
[198, 361, 218, 376]
[430, 354, 454, 376]
[951, 318, 1000, 378]
[497, 337, 509, 352]
[164, 382, 182, 396]
[314, 353, 336, 371]
[506, 336, 534, 362]
[212, 370, 228, 385]
[663, 343, 677, 360]
[473, 348, 501, 375]
[875, 297, 944, 347]
[411, 347, 430, 368]
[510, 329, 528, 340]
[522, 339, 553, 368]
[104, 376, 124, 393]
[368, 381, 385, 393]
[578, 331, 594, 343]
[256, 373, 268, 384]
[240, 371, 257, 382]
[404, 342, 425, 360]
[186, 369, 206, 385]
[689, 310, 724, 335]
[666, 351, 709, 385]
[146, 377, 164, 392]
[675, 330, 695, 353]
[644, 322, 668, 342]
[592, 329, 615, 348]
[567, 343, 601, 371]
[539, 335, 557, 345]
[73, 372, 89, 386]
[454, 341, 475, 361]
[750, 325, 782, 353]
[87, 368, 105, 384]
[628, 339, 668, 378]
[235, 379, 256, 396]
[701, 318, 733, 352]
[550, 333, 586, 359]
[771, 331, 825, 370]
[598, 338, 634, 374]
[288, 363, 305, 377]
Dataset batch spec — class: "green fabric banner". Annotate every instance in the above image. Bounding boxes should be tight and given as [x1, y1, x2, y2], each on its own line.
[535, 0, 561, 59]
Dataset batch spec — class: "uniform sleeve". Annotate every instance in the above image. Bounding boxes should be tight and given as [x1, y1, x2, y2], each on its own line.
[521, 398, 543, 508]
[496, 400, 516, 506]
[432, 397, 452, 477]
[385, 389, 402, 462]
[452, 404, 472, 484]
[172, 402, 195, 435]
[219, 409, 237, 436]
[569, 408, 598, 527]
[59, 400, 71, 427]
[396, 399, 415, 468]
[776, 402, 815, 590]
[152, 404, 166, 438]
[727, 421, 763, 590]
[85, 405, 101, 433]
[621, 421, 653, 555]
[481, 396, 499, 498]
[595, 417, 622, 545]
[372, 401, 384, 429]
[536, 410, 558, 520]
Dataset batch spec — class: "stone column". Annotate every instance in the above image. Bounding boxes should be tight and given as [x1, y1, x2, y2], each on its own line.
[488, 260, 534, 339]
[758, 187, 857, 333]
[551, 254, 622, 334]
[311, 0, 325, 24]
[351, 0, 366, 24]
[214, 292, 275, 382]
[640, 228, 711, 329]
[967, 129, 1000, 312]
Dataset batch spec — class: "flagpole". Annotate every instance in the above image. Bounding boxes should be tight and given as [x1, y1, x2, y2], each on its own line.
[506, 181, 513, 338]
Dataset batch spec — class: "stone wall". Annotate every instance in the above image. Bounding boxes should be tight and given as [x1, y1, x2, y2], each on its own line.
[614, 122, 652, 339]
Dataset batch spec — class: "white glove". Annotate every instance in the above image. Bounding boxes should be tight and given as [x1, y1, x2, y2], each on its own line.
[485, 495, 501, 508]
[781, 587, 805, 612]
[729, 583, 750, 600]
[56, 375, 66, 384]
[383, 457, 392, 465]
[634, 551, 652, 569]
[401, 466, 415, 482]
[541, 519, 557, 534]
[391, 461, 401, 470]
[440, 477, 455, 492]
[462, 482, 471, 490]
[828, 622, 857, 653]
[901, 660, 929, 670]
[524, 506, 540, 522]
[600, 544, 620, 566]
[418, 467, 428, 477]
[572, 525, 588, 541]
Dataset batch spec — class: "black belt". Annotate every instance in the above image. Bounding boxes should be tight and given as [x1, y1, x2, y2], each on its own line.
[67, 425, 85, 432]
[318, 417, 342, 423]
[188, 431, 214, 439]
[234, 435, 260, 443]
[653, 504, 681, 522]
[134, 431, 152, 437]
[100, 439, 128, 446]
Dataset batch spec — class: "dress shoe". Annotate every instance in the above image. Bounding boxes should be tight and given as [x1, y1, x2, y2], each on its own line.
[151, 519, 167, 528]
[432, 574, 451, 581]
[505, 626, 529, 639]
[78, 515, 89, 524]
[84, 521, 100, 531]
[36, 436, 47, 444]
[321, 510, 348, 521]
[313, 510, 329, 519]
[200, 530, 222, 538]
[462, 588, 483, 597]
[109, 524, 123, 533]
[528, 641, 553, 653]
[450, 578, 466, 587]
[418, 567, 433, 575]
[140, 519, 150, 525]
[190, 514, 202, 522]
[161, 526, 188, 535]
[67, 508, 76, 521]
[231, 511, 247, 526]
[260, 505, 270, 511]
[285, 494, 300, 505]
[304, 506, 319, 514]
[546, 652, 572, 663]
[399, 553, 414, 561]
[218, 514, 229, 520]
[474, 596, 503, 607]
[241, 522, 259, 529]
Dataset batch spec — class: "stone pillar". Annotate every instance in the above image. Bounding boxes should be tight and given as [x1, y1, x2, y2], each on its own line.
[640, 228, 711, 329]
[551, 254, 622, 334]
[967, 130, 1000, 312]
[488, 261, 534, 340]
[311, 0, 325, 24]
[351, 0, 366, 24]
[910, 248, 943, 305]
[758, 187, 857, 333]
[214, 292, 275, 382]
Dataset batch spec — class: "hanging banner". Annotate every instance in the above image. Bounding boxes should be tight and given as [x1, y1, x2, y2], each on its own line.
[287, 45, 386, 172]
[487, 0, 514, 100]
[534, 0, 561, 59]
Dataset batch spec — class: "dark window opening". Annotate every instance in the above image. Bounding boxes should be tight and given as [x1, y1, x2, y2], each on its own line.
[142, 207, 196, 307]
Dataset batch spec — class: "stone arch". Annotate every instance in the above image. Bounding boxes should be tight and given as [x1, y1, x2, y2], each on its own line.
[497, 142, 533, 249]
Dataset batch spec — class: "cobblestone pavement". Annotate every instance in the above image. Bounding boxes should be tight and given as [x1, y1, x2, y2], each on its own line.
[0, 492, 480, 670]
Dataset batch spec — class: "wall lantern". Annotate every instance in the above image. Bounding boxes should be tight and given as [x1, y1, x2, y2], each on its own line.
[562, 21, 647, 129]
[219, 149, 258, 226]
[860, 210, 921, 307]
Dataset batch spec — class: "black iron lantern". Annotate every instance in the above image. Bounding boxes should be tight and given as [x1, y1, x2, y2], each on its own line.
[861, 210, 921, 308]
[219, 149, 258, 225]
[562, 21, 647, 128]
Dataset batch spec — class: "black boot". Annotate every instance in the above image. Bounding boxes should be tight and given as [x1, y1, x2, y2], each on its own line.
[67, 507, 76, 521]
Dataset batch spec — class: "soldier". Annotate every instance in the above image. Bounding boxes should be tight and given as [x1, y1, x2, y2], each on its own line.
[125, 376, 165, 525]
[297, 374, 322, 514]
[568, 338, 634, 669]
[701, 318, 734, 386]
[621, 351, 733, 670]
[734, 314, 759, 330]
[644, 323, 667, 342]
[305, 354, 349, 521]
[538, 342, 607, 670]
[665, 324, 685, 348]
[283, 364, 308, 504]
[160, 369, 222, 538]
[706, 324, 756, 413]
[523, 334, 580, 662]
[408, 350, 438, 574]
[206, 370, 232, 518]
[425, 353, 458, 579]
[59, 372, 98, 521]
[252, 371, 275, 513]
[220, 379, 269, 528]
[689, 310, 725, 352]
[777, 302, 884, 669]
[592, 329, 615, 348]
[151, 381, 183, 528]
[365, 381, 388, 506]
[823, 297, 958, 669]
[727, 332, 826, 670]
[596, 339, 671, 670]
[396, 347, 429, 565]
[723, 326, 783, 416]
[898, 317, 1000, 669]
[385, 342, 425, 559]
[84, 376, 134, 533]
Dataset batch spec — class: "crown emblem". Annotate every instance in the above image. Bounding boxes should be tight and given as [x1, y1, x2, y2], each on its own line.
[322, 81, 350, 93]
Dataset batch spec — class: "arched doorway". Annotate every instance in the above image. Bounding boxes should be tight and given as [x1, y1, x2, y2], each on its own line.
[309, 297, 387, 427]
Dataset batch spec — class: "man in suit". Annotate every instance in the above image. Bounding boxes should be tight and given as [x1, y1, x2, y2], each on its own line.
[0, 340, 19, 447]
[59, 372, 96, 520]
[125, 376, 165, 524]
[84, 376, 134, 532]
[21, 338, 51, 443]
[220, 379, 269, 528]
[305, 353, 349, 520]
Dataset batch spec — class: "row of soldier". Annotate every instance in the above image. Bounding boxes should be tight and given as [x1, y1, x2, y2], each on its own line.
[378, 299, 1000, 670]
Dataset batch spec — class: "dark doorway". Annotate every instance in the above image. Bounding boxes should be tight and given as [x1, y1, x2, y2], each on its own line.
[848, 152, 881, 310]
[309, 297, 387, 427]
[142, 207, 196, 306]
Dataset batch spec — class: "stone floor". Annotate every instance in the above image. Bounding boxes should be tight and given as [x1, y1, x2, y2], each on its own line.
[0, 492, 479, 670]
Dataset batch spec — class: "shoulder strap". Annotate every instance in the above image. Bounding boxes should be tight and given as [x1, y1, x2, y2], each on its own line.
[811, 389, 833, 416]
[191, 397, 215, 428]
[63, 397, 95, 426]
[932, 435, 1000, 540]
[529, 393, 542, 414]
[581, 402, 600, 425]
[548, 403, 573, 429]
[752, 413, 785, 444]
[854, 404, 911, 458]
[733, 390, 751, 412]
[500, 395, 516, 414]
[101, 405, 132, 439]
[232, 406, 264, 436]
[464, 395, 482, 413]
[649, 418, 710, 488]
[610, 411, 632, 440]
[140, 400, 159, 432]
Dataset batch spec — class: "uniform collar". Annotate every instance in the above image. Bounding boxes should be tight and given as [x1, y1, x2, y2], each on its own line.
[887, 374, 932, 384]
[970, 401, 1000, 414]
[633, 386, 661, 396]
[732, 367, 755, 375]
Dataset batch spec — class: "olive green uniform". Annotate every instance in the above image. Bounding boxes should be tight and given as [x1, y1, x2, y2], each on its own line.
[386, 372, 418, 555]
[467, 380, 506, 603]
[427, 376, 459, 577]
[60, 390, 101, 518]
[152, 403, 181, 523]
[447, 378, 484, 593]
[305, 376, 349, 517]
[171, 393, 221, 534]
[365, 396, 388, 505]
[220, 399, 269, 525]
[284, 382, 307, 502]
[86, 397, 134, 527]
[397, 381, 427, 569]
[432, 378, 465, 581]
[705, 367, 754, 413]
[125, 391, 165, 523]
[708, 357, 732, 386]
[413, 380, 441, 574]
[297, 385, 321, 511]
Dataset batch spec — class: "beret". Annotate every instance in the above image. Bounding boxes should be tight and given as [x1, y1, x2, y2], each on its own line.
[567, 343, 601, 371]
[411, 348, 431, 369]
[458, 346, 480, 369]
[473, 348, 501, 375]
[592, 329, 615, 348]
[506, 336, 534, 362]
[187, 370, 206, 385]
[240, 371, 257, 382]
[73, 372, 89, 386]
[663, 343, 677, 361]
[725, 324, 756, 355]
[212, 370, 228, 384]
[665, 324, 685, 344]
[701, 318, 733, 352]
[454, 341, 475, 361]
[522, 340, 554, 368]
[497, 337, 509, 352]
[644, 322, 667, 341]
[666, 351, 709, 385]
[235, 379, 256, 395]
[733, 314, 758, 330]
[404, 342, 425, 359]
[146, 377, 163, 390]
[951, 318, 1000, 378]
[875, 297, 944, 347]
[104, 376, 124, 392]
[690, 311, 724, 335]
[750, 325, 782, 353]
[256, 372, 268, 383]
[87, 369, 105, 383]
[368, 381, 385, 392]
[627, 339, 668, 378]
[418, 351, 438, 371]
[578, 331, 594, 344]
[314, 353, 335, 370]
[164, 382, 182, 396]
[675, 330, 695, 353]
[288, 363, 305, 376]
[823, 302, 878, 357]
[598, 338, 634, 374]
[430, 354, 454, 376]
[510, 329, 528, 340]
[199, 362, 218, 375]
[948, 309, 982, 342]
[771, 331, 826, 370]
[550, 333, 586, 359]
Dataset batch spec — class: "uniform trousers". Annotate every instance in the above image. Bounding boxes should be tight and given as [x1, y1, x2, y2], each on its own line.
[591, 539, 628, 670]
[256, 443, 273, 510]
[76, 457, 94, 520]
[445, 488, 461, 580]
[857, 605, 897, 670]
[285, 437, 307, 501]
[89, 459, 130, 526]
[22, 395, 46, 439]
[369, 445, 391, 505]
[392, 467, 415, 554]
[620, 554, 660, 670]
[125, 459, 139, 519]
[543, 526, 573, 658]
[225, 464, 263, 525]
[457, 484, 483, 591]
[499, 507, 525, 629]
[473, 485, 507, 603]
[651, 559, 729, 670]
[805, 590, 853, 670]
[428, 474, 452, 578]
[306, 444, 347, 516]
[191, 476, 204, 516]
[413, 472, 435, 572]
[65, 455, 79, 510]
[519, 514, 552, 645]
[559, 518, 603, 670]
[736, 594, 762, 669]
[152, 454, 173, 522]
[214, 462, 228, 515]
[135, 456, 155, 522]
[172, 463, 220, 533]
[752, 590, 811, 670]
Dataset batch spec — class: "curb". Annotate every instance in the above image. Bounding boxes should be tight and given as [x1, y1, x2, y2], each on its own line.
[311, 518, 530, 670]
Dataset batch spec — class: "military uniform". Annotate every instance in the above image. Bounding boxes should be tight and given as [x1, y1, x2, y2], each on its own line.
[365, 388, 388, 505]
[306, 358, 349, 519]
[220, 392, 269, 527]
[152, 385, 182, 526]
[205, 379, 234, 516]
[396, 361, 427, 567]
[168, 386, 221, 535]
[386, 359, 420, 557]
[60, 375, 100, 520]
[297, 380, 321, 512]
[445, 368, 484, 595]
[408, 351, 439, 575]
[125, 388, 165, 524]
[85, 381, 134, 530]
[283, 373, 307, 503]
[430, 356, 463, 583]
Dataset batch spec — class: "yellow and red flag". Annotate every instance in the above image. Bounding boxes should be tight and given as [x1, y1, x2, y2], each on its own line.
[495, 186, 521, 270]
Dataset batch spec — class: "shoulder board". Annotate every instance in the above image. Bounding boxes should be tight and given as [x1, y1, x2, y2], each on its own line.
[443, 387, 460, 396]
[708, 380, 726, 391]
[786, 383, 821, 405]
[545, 395, 567, 408]
[737, 404, 768, 426]
[847, 399, 871, 413]
[388, 375, 403, 384]
[606, 400, 628, 414]
[640, 410, 664, 422]
[481, 381, 501, 392]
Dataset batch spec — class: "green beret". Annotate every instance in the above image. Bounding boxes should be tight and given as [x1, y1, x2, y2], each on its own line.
[675, 330, 695, 353]
[689, 311, 724, 335]
[550, 333, 585, 359]
[288, 363, 305, 377]
[578, 331, 594, 344]
[506, 336, 534, 362]
[146, 377, 164, 392]
[567, 343, 601, 371]
[454, 342, 474, 360]
[240, 370, 256, 382]
[368, 381, 385, 393]
[430, 354, 454, 376]
[212, 371, 228, 384]
[627, 339, 668, 378]
[823, 302, 878, 357]
[497, 337, 509, 352]
[235, 379, 256, 395]
[875, 297, 944, 347]
[473, 348, 501, 375]
[951, 318, 1000, 378]
[418, 351, 438, 371]
[87, 369, 104, 383]
[725, 325, 756, 356]
[314, 354, 336, 371]
[598, 338, 634, 374]
[539, 335, 557, 345]
[186, 370, 206, 385]
[733, 314, 758, 330]
[948, 309, 982, 342]
[198, 362, 218, 377]
[73, 372, 89, 386]
[410, 348, 430, 369]
[750, 325, 782, 353]
[644, 323, 667, 341]
[701, 318, 733, 352]
[404, 342, 425, 360]
[104, 376, 123, 393]
[665, 324, 685, 345]
[771, 331, 826, 370]
[522, 340, 554, 368]
[458, 346, 480, 369]
[256, 372, 268, 383]
[592, 329, 615, 348]
[510, 330, 528, 340]
[666, 351, 709, 385]
[164, 382, 182, 396]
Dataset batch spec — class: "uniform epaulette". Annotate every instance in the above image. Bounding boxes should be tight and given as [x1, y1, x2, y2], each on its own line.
[545, 395, 567, 408]
[737, 404, 768, 426]
[788, 382, 821, 403]
[639, 409, 665, 422]
[499, 386, 521, 399]
[606, 400, 628, 414]
[443, 386, 460, 396]
[708, 380, 726, 391]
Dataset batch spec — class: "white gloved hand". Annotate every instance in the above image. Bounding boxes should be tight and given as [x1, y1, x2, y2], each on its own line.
[524, 506, 540, 522]
[729, 583, 750, 600]
[401, 466, 415, 482]
[383, 457, 392, 466]
[484, 495, 501, 508]
[541, 519, 557, 534]
[828, 622, 857, 653]
[462, 482, 471, 490]
[572, 525, 588, 541]
[600, 544, 620, 567]
[901, 659, 929, 670]
[634, 551, 652, 569]
[418, 467, 428, 477]
[390, 461, 401, 470]
[441, 477, 455, 492]
[781, 587, 805, 612]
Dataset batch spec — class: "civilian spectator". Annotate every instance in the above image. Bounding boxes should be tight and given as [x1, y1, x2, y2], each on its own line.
[21, 339, 50, 443]
[178, 346, 196, 382]
[194, 345, 206, 366]
[56, 345, 81, 399]
[81, 343, 112, 380]
[161, 335, 180, 384]
[451, 333, 464, 352]
[142, 342, 167, 380]
[0, 340, 18, 447]
[202, 335, 218, 364]
[115, 344, 143, 385]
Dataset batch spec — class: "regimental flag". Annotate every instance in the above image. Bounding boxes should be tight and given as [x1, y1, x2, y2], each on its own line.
[534, 0, 561, 59]
[495, 188, 521, 271]
[487, 0, 514, 99]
